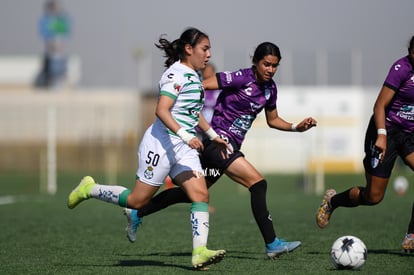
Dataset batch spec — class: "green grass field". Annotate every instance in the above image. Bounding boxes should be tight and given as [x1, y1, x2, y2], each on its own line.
[1, 171, 413, 274]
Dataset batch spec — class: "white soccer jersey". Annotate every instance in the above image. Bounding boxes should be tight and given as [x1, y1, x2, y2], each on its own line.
[156, 61, 204, 136]
[136, 61, 205, 186]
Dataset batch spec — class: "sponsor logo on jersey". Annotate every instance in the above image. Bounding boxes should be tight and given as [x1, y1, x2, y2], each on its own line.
[190, 109, 200, 117]
[244, 86, 253, 96]
[250, 102, 261, 112]
[174, 83, 181, 92]
[224, 71, 232, 83]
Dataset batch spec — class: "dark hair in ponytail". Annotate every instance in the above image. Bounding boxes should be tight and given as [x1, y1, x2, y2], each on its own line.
[155, 27, 209, 68]
[409, 35, 414, 53]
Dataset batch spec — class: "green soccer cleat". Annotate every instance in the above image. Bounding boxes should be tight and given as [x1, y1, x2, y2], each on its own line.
[191, 246, 226, 270]
[67, 176, 95, 209]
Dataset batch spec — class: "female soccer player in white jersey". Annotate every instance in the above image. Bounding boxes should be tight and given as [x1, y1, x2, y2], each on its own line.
[317, 35, 414, 253]
[67, 27, 231, 270]
[126, 42, 318, 259]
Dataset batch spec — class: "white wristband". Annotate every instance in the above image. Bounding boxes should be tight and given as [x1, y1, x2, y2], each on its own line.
[205, 127, 219, 140]
[291, 123, 297, 132]
[377, 128, 387, 136]
[176, 128, 195, 144]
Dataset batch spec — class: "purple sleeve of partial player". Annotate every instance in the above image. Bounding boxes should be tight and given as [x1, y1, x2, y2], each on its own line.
[383, 56, 410, 90]
[383, 56, 414, 131]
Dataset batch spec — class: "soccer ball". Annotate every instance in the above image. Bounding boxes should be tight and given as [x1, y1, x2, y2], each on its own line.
[393, 176, 409, 196]
[330, 235, 367, 269]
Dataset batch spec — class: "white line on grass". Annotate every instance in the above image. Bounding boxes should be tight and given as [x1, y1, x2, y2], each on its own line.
[0, 195, 48, 206]
[0, 195, 17, 205]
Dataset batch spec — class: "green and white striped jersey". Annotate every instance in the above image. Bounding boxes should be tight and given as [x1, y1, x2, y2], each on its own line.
[157, 61, 205, 136]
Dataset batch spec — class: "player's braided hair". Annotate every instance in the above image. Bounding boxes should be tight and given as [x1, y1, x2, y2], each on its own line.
[155, 27, 209, 68]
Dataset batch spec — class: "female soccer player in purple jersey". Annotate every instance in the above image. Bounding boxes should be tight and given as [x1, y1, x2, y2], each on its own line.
[127, 42, 318, 259]
[317, 35, 414, 253]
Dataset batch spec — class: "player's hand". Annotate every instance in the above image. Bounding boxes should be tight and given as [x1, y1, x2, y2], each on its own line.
[375, 135, 387, 162]
[296, 117, 317, 132]
[188, 137, 204, 151]
[213, 136, 233, 159]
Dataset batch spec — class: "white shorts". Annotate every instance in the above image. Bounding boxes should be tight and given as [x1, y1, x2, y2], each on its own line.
[136, 124, 203, 187]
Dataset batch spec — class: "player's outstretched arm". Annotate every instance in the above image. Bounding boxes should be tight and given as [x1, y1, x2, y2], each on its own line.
[265, 109, 317, 132]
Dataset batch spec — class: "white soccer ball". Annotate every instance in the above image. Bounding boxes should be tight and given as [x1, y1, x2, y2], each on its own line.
[393, 176, 409, 196]
[330, 235, 367, 270]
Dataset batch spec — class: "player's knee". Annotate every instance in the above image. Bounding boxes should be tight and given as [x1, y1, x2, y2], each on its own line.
[127, 197, 150, 209]
[249, 179, 267, 193]
[366, 193, 384, 205]
[358, 186, 385, 205]
[189, 188, 209, 203]
[198, 189, 209, 202]
[361, 189, 384, 205]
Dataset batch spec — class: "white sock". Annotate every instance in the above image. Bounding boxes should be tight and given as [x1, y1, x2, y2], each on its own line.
[89, 184, 128, 205]
[191, 207, 209, 250]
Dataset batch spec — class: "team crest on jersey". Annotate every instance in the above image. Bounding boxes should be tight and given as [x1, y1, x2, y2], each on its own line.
[265, 88, 271, 100]
[174, 83, 181, 92]
[250, 102, 261, 112]
[144, 166, 154, 179]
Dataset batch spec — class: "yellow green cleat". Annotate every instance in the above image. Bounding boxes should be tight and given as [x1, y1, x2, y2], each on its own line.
[191, 246, 226, 270]
[67, 176, 95, 209]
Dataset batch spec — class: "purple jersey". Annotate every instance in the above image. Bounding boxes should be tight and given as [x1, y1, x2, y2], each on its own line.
[202, 89, 221, 123]
[383, 56, 414, 132]
[196, 88, 221, 135]
[211, 67, 277, 148]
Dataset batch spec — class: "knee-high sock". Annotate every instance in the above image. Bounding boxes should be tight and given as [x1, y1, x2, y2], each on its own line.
[138, 187, 191, 218]
[408, 202, 414, 234]
[330, 187, 373, 209]
[191, 202, 209, 249]
[89, 184, 129, 206]
[249, 180, 276, 244]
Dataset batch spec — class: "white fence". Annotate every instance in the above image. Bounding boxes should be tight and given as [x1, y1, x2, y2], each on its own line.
[0, 89, 140, 144]
[0, 89, 141, 193]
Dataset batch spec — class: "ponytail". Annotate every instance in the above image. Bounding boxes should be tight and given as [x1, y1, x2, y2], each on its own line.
[155, 27, 209, 68]
[155, 37, 182, 68]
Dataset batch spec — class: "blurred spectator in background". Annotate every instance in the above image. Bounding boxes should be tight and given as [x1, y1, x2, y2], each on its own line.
[36, 0, 71, 89]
